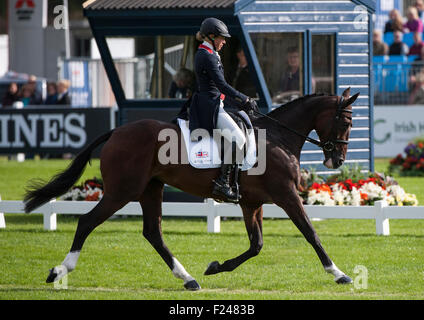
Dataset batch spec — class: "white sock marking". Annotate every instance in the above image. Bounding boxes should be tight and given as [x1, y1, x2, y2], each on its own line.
[62, 251, 80, 272]
[172, 257, 194, 284]
[52, 251, 81, 282]
[325, 263, 346, 281]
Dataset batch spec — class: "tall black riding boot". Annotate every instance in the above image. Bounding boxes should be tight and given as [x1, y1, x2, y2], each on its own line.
[212, 141, 241, 203]
[212, 163, 240, 203]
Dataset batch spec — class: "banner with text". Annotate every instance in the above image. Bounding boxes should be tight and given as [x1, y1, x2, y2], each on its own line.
[374, 106, 424, 157]
[0, 107, 114, 155]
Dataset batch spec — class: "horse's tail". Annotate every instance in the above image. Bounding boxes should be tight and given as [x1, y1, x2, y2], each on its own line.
[24, 130, 114, 213]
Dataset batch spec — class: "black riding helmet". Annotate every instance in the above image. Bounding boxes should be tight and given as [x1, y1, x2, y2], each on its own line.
[200, 17, 231, 40]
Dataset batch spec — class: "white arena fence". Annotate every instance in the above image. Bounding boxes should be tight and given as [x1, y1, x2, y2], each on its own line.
[1, 199, 424, 236]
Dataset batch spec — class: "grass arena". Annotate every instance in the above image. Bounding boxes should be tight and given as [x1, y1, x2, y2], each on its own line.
[1, 0, 424, 303]
[0, 158, 423, 300]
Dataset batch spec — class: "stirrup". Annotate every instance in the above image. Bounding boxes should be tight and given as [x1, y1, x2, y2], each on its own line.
[212, 187, 240, 204]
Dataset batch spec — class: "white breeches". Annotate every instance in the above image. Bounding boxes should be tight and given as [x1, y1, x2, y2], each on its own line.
[216, 103, 246, 151]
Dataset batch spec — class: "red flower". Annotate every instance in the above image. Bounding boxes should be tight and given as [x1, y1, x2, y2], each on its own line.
[86, 192, 100, 201]
[311, 183, 321, 190]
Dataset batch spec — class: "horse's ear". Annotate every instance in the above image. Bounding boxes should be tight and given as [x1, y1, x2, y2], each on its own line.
[345, 92, 360, 106]
[342, 87, 351, 98]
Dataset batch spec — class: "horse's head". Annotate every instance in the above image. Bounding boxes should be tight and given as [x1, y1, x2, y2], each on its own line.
[315, 88, 359, 169]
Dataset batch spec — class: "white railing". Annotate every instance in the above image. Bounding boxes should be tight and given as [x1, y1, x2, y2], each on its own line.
[1, 198, 424, 235]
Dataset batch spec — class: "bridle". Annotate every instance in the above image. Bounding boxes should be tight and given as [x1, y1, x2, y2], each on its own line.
[252, 96, 353, 153]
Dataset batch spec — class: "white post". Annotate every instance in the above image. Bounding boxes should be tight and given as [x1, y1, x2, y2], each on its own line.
[375, 200, 389, 236]
[0, 196, 5, 229]
[43, 199, 57, 231]
[207, 199, 220, 233]
[63, 0, 71, 59]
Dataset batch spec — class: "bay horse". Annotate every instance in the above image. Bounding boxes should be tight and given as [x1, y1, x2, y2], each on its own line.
[24, 88, 359, 291]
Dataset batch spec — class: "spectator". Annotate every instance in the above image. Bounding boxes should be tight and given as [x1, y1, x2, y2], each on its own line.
[19, 85, 34, 107]
[168, 68, 195, 99]
[414, 0, 424, 20]
[384, 9, 404, 33]
[414, 45, 424, 63]
[409, 32, 424, 56]
[373, 30, 389, 56]
[1, 82, 19, 108]
[404, 6, 423, 33]
[280, 46, 300, 93]
[232, 48, 257, 97]
[56, 79, 71, 105]
[408, 69, 424, 104]
[27, 75, 42, 105]
[45, 82, 58, 105]
[409, 46, 424, 87]
[389, 31, 409, 55]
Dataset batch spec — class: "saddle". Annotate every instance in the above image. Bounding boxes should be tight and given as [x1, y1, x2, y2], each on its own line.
[176, 110, 257, 203]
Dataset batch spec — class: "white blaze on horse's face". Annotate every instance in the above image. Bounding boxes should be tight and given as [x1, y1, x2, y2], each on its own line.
[324, 158, 333, 169]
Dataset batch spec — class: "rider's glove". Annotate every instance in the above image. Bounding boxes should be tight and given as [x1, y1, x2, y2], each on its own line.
[241, 98, 259, 118]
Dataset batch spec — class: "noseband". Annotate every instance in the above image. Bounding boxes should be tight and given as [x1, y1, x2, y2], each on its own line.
[253, 96, 352, 152]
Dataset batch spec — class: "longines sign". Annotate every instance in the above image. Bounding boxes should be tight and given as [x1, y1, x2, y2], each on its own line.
[0, 108, 114, 154]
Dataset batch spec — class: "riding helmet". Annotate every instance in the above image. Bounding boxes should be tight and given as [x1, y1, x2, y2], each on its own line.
[200, 17, 231, 38]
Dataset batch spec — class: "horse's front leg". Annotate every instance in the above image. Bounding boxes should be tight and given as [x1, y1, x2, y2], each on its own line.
[273, 185, 352, 284]
[205, 205, 263, 275]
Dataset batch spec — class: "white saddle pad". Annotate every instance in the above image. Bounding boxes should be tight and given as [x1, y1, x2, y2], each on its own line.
[178, 119, 257, 171]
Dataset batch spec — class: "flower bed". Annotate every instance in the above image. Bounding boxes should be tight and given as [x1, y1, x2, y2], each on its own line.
[389, 139, 424, 176]
[60, 178, 104, 201]
[61, 170, 418, 207]
[299, 167, 418, 207]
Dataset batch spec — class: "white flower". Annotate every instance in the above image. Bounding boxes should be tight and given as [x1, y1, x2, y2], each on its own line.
[350, 187, 362, 206]
[358, 182, 387, 202]
[307, 189, 335, 206]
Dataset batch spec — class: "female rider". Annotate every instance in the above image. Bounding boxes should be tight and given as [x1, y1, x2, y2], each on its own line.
[189, 17, 257, 203]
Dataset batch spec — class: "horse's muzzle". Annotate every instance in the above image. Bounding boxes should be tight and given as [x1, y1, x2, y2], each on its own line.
[324, 158, 333, 169]
[324, 158, 344, 169]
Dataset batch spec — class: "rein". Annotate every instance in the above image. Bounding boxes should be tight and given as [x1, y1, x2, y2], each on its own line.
[252, 96, 353, 152]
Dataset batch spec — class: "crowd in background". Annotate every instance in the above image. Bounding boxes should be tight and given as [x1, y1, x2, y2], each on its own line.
[1, 76, 71, 108]
[373, 1, 424, 104]
[374, 2, 424, 56]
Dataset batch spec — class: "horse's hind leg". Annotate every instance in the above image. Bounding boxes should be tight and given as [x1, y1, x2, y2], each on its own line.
[205, 205, 263, 275]
[46, 195, 128, 283]
[140, 179, 200, 291]
[273, 186, 352, 284]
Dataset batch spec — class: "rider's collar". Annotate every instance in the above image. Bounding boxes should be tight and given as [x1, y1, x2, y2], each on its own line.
[200, 41, 220, 59]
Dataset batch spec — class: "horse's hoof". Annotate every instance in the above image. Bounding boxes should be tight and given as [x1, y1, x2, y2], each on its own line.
[336, 275, 353, 284]
[204, 261, 220, 275]
[184, 280, 201, 291]
[46, 268, 58, 283]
